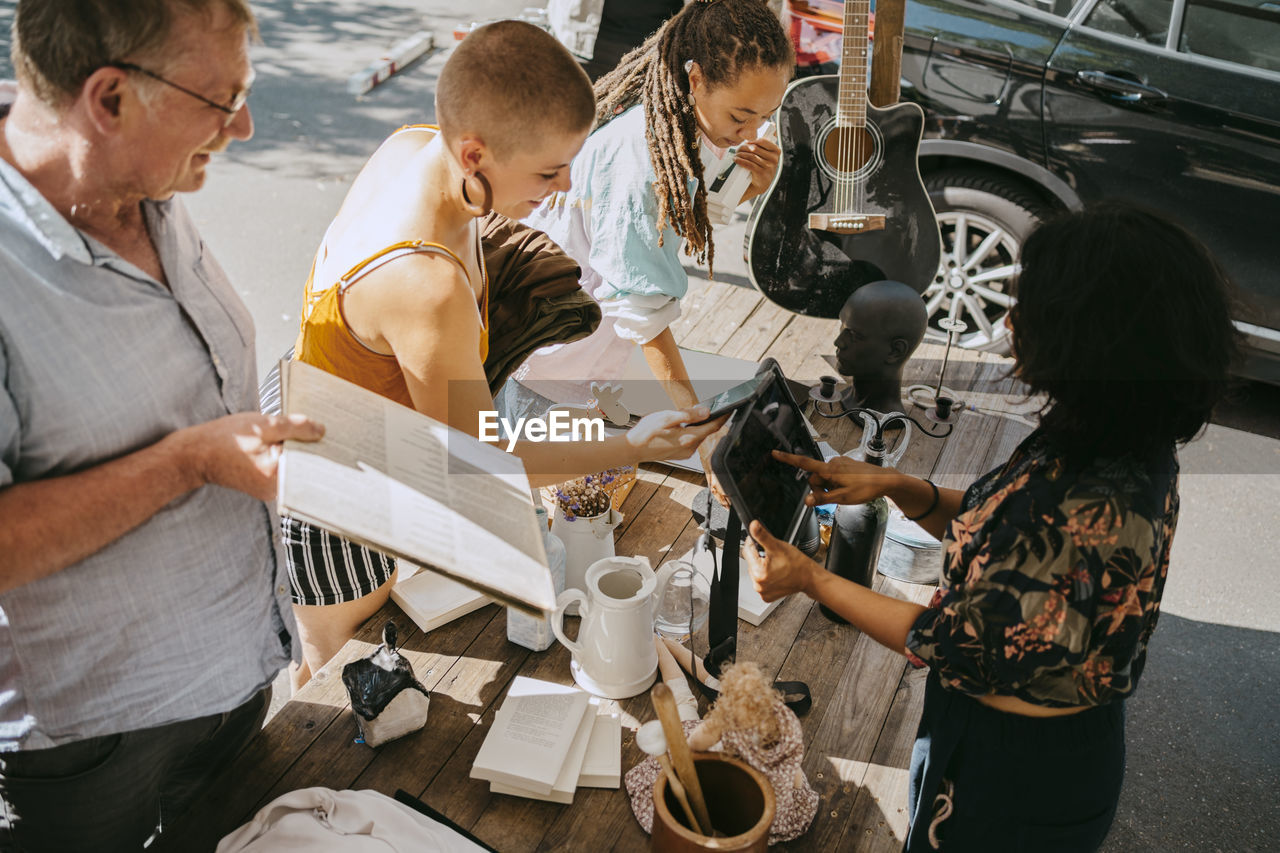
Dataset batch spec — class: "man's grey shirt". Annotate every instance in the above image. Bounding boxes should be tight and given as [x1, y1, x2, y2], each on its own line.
[0, 157, 297, 750]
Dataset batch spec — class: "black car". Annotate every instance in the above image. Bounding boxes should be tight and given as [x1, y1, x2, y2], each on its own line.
[891, 0, 1280, 382]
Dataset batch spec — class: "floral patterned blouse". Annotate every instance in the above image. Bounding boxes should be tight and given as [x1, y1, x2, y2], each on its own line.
[905, 429, 1179, 707]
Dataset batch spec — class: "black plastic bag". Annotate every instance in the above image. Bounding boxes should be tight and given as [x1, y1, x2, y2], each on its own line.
[341, 621, 430, 746]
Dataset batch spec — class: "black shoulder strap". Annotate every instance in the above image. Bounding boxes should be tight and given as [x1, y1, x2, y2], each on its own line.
[700, 499, 811, 716]
[702, 505, 739, 679]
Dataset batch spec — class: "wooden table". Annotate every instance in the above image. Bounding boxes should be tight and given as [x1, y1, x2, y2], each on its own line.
[173, 280, 1033, 851]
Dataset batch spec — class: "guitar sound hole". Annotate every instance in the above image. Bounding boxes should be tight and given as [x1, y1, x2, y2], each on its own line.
[822, 127, 876, 174]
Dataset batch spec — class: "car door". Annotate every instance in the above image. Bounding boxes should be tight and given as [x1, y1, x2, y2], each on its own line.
[1042, 0, 1280, 368]
[903, 0, 1073, 164]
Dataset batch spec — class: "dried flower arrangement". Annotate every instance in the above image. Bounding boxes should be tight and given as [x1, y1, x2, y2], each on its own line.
[553, 468, 631, 521]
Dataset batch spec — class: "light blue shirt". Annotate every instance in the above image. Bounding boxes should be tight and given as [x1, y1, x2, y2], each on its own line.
[0, 156, 296, 750]
[526, 105, 694, 343]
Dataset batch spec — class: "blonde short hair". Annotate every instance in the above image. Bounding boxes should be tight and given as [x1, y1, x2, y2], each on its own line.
[12, 0, 257, 107]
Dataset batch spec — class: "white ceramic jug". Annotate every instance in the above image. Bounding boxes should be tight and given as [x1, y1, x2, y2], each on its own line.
[551, 507, 623, 615]
[551, 556, 678, 699]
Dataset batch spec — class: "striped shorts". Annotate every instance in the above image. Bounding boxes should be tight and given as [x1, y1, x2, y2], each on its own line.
[282, 516, 396, 606]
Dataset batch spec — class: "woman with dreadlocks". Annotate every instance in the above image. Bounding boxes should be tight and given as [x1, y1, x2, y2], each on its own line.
[523, 0, 793, 476]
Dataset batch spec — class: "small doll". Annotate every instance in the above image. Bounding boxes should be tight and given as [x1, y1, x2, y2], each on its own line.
[625, 646, 818, 844]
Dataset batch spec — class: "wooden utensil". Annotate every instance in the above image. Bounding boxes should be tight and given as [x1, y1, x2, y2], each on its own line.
[651, 682, 714, 835]
[637, 720, 703, 835]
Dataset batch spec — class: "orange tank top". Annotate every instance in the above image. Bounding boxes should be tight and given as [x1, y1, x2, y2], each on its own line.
[294, 130, 489, 409]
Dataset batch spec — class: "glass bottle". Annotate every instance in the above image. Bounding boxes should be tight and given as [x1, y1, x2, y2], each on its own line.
[820, 440, 889, 623]
[507, 507, 567, 651]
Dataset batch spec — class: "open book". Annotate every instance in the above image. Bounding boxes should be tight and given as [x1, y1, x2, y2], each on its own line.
[277, 359, 554, 615]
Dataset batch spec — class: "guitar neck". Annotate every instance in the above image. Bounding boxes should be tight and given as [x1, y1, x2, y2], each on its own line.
[837, 0, 871, 129]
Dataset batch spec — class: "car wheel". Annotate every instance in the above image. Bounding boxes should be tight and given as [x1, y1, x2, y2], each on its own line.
[923, 170, 1052, 353]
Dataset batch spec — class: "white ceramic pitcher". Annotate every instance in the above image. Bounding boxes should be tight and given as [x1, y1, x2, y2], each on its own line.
[551, 556, 678, 699]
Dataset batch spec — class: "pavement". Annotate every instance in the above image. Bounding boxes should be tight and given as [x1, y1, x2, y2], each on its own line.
[1, 1, 1277, 849]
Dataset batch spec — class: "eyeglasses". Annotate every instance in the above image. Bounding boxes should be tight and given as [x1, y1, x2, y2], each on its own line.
[109, 62, 251, 127]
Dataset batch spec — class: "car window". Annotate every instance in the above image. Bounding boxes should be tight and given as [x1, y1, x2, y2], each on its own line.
[1084, 0, 1173, 44]
[1178, 0, 1280, 71]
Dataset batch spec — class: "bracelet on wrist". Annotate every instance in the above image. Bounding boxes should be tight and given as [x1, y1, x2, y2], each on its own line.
[904, 478, 940, 522]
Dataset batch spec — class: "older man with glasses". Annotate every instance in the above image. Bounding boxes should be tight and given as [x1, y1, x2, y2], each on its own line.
[0, 2, 324, 850]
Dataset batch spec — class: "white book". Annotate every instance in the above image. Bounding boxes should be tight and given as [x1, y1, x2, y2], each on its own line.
[578, 707, 621, 788]
[277, 359, 553, 615]
[389, 561, 491, 634]
[677, 543, 784, 627]
[469, 677, 591, 795]
[489, 709, 595, 803]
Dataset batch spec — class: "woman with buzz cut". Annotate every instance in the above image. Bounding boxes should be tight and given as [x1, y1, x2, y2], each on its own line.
[283, 21, 725, 690]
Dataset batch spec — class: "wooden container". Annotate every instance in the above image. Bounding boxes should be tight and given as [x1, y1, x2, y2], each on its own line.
[651, 753, 776, 852]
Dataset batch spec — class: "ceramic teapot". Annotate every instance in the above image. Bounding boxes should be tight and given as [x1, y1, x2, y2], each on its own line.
[551, 556, 677, 699]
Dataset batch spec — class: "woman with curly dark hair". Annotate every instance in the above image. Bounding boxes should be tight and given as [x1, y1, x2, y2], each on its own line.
[745, 203, 1238, 851]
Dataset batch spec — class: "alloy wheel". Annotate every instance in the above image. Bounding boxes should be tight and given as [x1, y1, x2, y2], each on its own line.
[922, 210, 1019, 351]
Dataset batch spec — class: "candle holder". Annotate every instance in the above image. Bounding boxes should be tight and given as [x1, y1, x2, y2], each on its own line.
[926, 318, 968, 425]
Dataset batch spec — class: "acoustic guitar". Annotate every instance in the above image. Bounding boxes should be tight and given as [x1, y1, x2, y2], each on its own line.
[744, 0, 940, 318]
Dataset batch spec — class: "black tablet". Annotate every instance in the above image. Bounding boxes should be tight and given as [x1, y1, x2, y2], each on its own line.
[710, 359, 824, 544]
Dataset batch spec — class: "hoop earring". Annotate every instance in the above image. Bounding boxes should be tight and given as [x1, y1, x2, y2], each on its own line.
[460, 172, 492, 217]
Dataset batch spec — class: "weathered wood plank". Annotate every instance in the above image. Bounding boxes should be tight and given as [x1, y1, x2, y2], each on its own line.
[679, 282, 763, 355]
[761, 315, 841, 382]
[840, 663, 931, 852]
[666, 275, 716, 342]
[717, 297, 794, 361]
[610, 463, 674, 540]
[928, 357, 1019, 489]
[614, 468, 704, 565]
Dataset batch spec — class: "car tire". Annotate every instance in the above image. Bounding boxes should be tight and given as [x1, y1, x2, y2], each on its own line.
[923, 170, 1052, 353]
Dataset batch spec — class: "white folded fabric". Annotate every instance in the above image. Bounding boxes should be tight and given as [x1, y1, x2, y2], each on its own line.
[216, 787, 487, 852]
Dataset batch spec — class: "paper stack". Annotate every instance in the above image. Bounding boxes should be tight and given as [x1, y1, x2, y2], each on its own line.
[471, 677, 621, 804]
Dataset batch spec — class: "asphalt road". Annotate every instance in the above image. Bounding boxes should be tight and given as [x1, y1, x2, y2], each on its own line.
[1, 1, 1276, 849]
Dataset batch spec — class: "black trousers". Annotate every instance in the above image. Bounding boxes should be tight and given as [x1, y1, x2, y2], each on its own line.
[905, 672, 1126, 852]
[0, 686, 270, 853]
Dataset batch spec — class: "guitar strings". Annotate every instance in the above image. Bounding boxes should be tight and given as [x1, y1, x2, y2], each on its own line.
[835, 0, 870, 218]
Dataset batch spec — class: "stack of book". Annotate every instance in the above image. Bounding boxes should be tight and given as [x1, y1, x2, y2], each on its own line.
[470, 676, 621, 804]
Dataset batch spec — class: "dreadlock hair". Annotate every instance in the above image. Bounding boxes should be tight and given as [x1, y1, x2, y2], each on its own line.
[593, 0, 793, 274]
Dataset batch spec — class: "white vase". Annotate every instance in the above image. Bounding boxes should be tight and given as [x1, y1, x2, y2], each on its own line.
[550, 507, 622, 615]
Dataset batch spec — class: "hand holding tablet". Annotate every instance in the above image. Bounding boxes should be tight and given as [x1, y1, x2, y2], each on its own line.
[708, 359, 824, 545]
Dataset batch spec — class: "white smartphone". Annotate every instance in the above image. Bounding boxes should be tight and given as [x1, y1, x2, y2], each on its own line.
[701, 121, 776, 222]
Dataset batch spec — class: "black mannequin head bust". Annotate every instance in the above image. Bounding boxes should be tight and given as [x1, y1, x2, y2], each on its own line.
[834, 280, 928, 413]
